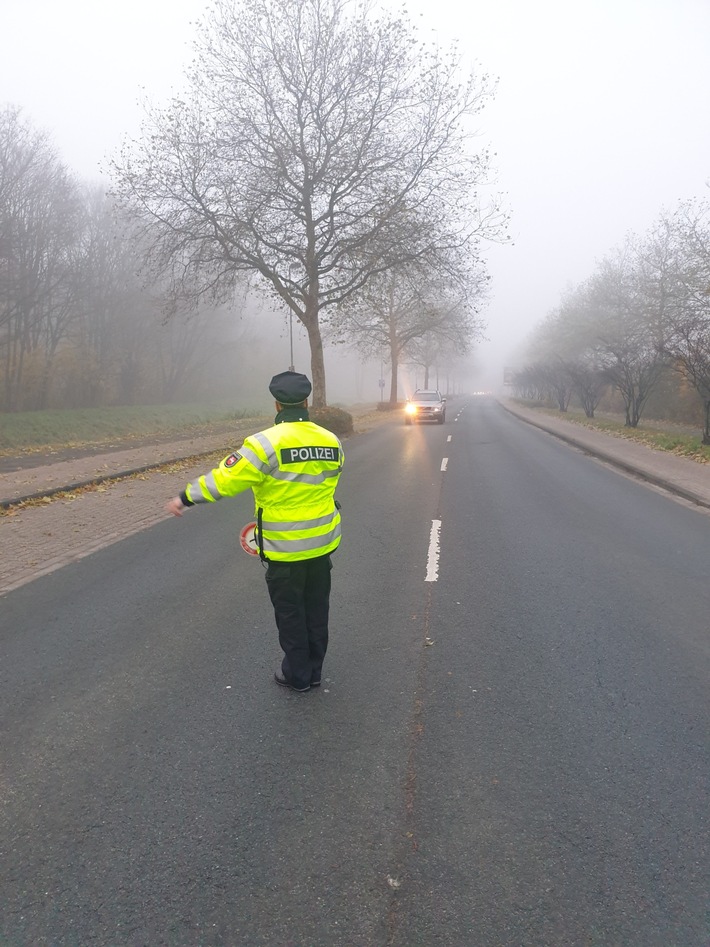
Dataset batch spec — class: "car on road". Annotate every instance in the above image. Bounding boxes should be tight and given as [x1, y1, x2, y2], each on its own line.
[404, 389, 447, 424]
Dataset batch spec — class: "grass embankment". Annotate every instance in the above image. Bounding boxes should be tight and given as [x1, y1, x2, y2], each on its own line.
[523, 403, 710, 464]
[0, 404, 266, 455]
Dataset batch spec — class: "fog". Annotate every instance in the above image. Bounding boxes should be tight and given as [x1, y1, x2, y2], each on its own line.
[2, 0, 709, 401]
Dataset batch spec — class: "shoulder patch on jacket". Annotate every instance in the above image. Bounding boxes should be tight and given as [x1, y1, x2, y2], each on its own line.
[224, 452, 243, 468]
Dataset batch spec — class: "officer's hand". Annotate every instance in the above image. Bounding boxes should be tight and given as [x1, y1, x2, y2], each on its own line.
[166, 496, 185, 517]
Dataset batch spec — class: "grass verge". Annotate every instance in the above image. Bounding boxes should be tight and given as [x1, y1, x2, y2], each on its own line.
[519, 403, 710, 464]
[0, 404, 265, 454]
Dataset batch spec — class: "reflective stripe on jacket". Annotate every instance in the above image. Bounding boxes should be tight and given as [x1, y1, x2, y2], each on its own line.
[185, 420, 343, 561]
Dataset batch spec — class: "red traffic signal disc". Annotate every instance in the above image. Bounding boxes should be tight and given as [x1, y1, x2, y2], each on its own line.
[239, 521, 259, 556]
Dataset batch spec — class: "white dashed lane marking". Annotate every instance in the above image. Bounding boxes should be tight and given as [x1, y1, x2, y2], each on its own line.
[441, 457, 448, 472]
[426, 519, 441, 582]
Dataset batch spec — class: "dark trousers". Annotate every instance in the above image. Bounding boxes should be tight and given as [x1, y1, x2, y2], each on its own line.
[265, 554, 332, 690]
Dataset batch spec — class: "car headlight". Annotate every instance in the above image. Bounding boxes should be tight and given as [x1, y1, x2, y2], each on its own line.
[405, 403, 417, 415]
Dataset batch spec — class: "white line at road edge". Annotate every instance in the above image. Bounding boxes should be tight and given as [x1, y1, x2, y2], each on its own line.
[447, 435, 452, 442]
[425, 519, 441, 582]
[441, 457, 448, 472]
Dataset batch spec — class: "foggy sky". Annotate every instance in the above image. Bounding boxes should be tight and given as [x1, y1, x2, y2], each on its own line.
[2, 0, 709, 395]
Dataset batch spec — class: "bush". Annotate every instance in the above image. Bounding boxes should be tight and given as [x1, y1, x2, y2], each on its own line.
[310, 406, 354, 436]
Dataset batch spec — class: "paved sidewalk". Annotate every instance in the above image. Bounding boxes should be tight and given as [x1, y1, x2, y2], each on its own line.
[0, 419, 267, 508]
[501, 399, 710, 510]
[0, 406, 391, 595]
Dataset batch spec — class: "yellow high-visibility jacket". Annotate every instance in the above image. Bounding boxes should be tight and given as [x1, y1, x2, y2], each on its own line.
[184, 419, 344, 561]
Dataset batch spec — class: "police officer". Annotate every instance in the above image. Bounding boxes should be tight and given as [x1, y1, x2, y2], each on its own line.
[166, 371, 344, 693]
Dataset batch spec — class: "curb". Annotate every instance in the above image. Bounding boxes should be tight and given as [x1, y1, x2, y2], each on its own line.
[0, 449, 227, 511]
[500, 402, 710, 512]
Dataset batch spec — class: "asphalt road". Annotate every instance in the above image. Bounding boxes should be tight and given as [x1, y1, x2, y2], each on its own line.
[1, 397, 708, 946]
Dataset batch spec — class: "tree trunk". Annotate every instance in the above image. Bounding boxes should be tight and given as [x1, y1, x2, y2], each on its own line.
[37, 353, 55, 409]
[622, 392, 634, 427]
[389, 330, 400, 403]
[389, 357, 399, 403]
[302, 308, 327, 408]
[389, 327, 399, 405]
[4, 326, 26, 412]
[628, 391, 641, 427]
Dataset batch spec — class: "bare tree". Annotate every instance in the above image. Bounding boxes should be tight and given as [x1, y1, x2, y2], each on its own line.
[657, 200, 710, 442]
[0, 107, 82, 410]
[585, 248, 667, 428]
[405, 314, 479, 394]
[111, 0, 505, 406]
[69, 187, 136, 401]
[520, 294, 596, 412]
[544, 360, 574, 412]
[511, 363, 549, 402]
[406, 331, 452, 392]
[566, 359, 607, 418]
[329, 261, 484, 402]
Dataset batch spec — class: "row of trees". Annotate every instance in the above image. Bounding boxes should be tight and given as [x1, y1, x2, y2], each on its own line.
[329, 263, 487, 403]
[513, 199, 710, 442]
[1, 97, 481, 413]
[2, 0, 505, 413]
[0, 106, 256, 411]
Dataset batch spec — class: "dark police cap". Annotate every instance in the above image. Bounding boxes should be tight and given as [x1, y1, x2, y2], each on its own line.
[269, 371, 312, 405]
